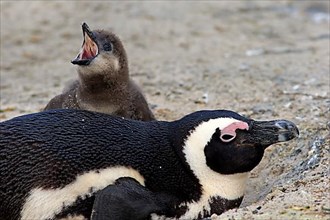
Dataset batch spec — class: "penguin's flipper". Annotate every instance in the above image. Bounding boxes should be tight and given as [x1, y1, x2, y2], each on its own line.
[44, 89, 79, 111]
[44, 94, 65, 110]
[91, 177, 177, 220]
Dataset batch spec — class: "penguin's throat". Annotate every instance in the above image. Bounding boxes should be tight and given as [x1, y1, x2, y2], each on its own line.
[80, 34, 98, 60]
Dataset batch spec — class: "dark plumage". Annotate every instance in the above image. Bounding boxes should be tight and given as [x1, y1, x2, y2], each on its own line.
[44, 23, 155, 121]
[91, 177, 177, 220]
[0, 109, 298, 220]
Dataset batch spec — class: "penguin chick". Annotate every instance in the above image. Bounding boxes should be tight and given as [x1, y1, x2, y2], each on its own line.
[44, 23, 155, 121]
[0, 109, 299, 220]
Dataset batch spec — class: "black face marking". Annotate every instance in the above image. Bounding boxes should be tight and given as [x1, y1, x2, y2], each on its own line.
[204, 128, 264, 174]
[203, 118, 299, 175]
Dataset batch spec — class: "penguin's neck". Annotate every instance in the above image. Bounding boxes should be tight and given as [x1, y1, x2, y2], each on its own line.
[78, 68, 129, 94]
[176, 172, 248, 219]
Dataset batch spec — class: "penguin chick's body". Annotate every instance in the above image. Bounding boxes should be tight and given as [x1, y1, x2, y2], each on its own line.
[0, 109, 299, 220]
[44, 23, 155, 121]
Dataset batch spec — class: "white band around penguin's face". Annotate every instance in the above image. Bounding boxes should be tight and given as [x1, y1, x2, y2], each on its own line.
[179, 117, 249, 219]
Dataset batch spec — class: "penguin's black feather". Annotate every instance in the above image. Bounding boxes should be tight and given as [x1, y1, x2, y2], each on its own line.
[90, 177, 177, 220]
[0, 109, 207, 219]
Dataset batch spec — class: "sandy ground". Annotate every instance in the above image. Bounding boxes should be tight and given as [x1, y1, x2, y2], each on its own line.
[1, 1, 329, 219]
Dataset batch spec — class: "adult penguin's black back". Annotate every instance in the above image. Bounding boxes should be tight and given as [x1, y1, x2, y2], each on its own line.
[0, 109, 168, 220]
[0, 109, 298, 220]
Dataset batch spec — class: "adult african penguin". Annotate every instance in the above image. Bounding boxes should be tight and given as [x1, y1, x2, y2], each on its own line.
[44, 22, 155, 121]
[0, 109, 299, 220]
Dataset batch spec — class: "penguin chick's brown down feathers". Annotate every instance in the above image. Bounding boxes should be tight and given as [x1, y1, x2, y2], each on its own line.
[44, 22, 155, 121]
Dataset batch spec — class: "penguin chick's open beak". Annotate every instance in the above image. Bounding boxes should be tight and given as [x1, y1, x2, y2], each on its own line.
[72, 23, 99, 66]
[239, 119, 299, 148]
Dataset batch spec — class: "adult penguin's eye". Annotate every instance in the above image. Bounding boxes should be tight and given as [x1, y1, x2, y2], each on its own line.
[220, 134, 236, 142]
[103, 42, 112, 51]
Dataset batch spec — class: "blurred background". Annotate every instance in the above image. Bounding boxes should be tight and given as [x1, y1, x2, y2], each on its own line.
[1, 1, 329, 219]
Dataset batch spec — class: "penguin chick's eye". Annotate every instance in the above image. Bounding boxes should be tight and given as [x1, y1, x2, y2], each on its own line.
[103, 42, 112, 51]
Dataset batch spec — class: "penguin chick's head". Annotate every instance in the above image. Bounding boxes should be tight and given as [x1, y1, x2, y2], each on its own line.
[71, 23, 127, 79]
[181, 110, 299, 176]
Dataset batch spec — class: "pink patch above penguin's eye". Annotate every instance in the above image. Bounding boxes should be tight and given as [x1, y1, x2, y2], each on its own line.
[220, 121, 249, 142]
